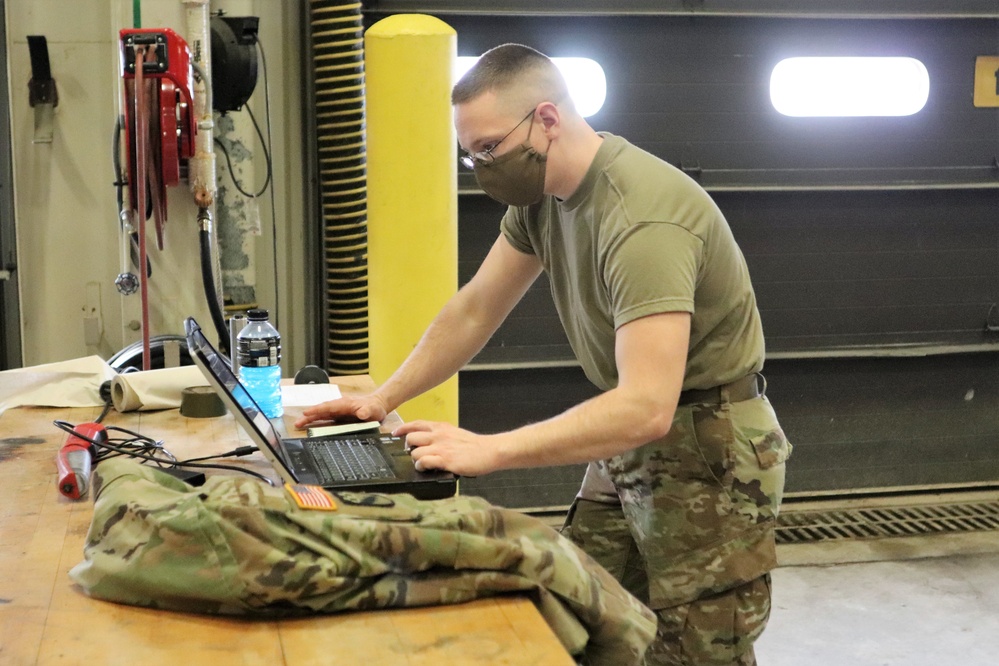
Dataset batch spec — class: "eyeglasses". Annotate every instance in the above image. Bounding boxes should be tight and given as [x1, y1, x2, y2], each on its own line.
[459, 109, 536, 170]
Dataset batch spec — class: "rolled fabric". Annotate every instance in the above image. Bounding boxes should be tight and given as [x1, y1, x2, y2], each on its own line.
[0, 355, 115, 417]
[111, 366, 210, 412]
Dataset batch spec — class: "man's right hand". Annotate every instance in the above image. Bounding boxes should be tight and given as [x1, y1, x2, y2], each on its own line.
[293, 394, 390, 430]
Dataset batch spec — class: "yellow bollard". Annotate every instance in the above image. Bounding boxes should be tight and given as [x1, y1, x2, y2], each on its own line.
[365, 15, 458, 423]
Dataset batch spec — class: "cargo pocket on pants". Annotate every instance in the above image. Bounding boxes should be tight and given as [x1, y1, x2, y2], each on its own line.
[649, 573, 772, 666]
[750, 428, 792, 470]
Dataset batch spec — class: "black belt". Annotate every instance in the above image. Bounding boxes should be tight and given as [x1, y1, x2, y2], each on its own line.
[677, 373, 765, 406]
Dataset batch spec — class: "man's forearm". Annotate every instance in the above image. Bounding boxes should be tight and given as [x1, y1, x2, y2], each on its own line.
[492, 384, 676, 470]
[489, 309, 688, 471]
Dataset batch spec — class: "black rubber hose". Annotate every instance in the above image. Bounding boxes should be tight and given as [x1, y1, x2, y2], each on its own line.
[198, 208, 230, 355]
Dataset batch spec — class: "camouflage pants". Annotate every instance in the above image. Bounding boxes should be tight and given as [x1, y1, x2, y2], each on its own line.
[563, 498, 770, 666]
[562, 395, 790, 666]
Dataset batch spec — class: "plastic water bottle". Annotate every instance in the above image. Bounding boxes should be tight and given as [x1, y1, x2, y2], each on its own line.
[236, 309, 283, 418]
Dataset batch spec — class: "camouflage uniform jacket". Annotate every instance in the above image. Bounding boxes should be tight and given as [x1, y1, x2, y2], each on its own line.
[70, 459, 656, 666]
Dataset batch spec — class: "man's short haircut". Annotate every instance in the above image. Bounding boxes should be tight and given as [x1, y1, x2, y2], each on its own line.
[451, 43, 571, 109]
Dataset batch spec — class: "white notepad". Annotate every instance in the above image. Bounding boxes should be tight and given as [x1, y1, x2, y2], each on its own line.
[306, 421, 382, 438]
[280, 383, 342, 407]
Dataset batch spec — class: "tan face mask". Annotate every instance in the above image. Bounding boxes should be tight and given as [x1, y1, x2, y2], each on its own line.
[472, 117, 548, 207]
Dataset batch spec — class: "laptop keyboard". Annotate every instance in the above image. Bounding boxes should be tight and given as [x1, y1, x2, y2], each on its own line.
[309, 437, 395, 483]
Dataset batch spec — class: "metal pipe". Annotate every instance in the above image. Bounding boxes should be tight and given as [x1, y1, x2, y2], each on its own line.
[183, 0, 217, 208]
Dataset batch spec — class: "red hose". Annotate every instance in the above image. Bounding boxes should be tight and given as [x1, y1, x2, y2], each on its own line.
[134, 45, 151, 371]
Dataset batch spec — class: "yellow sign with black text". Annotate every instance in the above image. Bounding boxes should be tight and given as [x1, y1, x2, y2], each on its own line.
[974, 56, 999, 107]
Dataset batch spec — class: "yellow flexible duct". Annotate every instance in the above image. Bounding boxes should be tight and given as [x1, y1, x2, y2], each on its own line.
[308, 1, 368, 374]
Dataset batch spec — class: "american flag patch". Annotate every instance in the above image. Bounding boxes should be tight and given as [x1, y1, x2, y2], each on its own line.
[285, 483, 338, 511]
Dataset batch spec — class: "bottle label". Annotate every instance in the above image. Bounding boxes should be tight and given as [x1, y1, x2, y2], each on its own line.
[237, 337, 281, 367]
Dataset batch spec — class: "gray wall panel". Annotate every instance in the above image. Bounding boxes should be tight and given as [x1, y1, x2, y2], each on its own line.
[721, 189, 999, 351]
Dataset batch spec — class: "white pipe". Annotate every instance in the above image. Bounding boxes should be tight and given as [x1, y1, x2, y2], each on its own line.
[184, 0, 216, 208]
[184, 0, 224, 337]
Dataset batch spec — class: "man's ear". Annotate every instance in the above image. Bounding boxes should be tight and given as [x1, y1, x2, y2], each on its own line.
[536, 101, 560, 134]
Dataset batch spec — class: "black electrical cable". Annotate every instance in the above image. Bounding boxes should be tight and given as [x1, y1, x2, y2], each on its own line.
[257, 38, 281, 331]
[198, 207, 231, 356]
[53, 420, 175, 465]
[94, 401, 113, 425]
[95, 379, 115, 423]
[52, 420, 274, 485]
[112, 114, 124, 213]
[213, 105, 272, 199]
[94, 438, 174, 465]
[180, 445, 258, 464]
[244, 104, 273, 196]
[95, 440, 274, 484]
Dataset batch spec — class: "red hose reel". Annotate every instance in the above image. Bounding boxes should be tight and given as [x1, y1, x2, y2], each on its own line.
[119, 28, 196, 250]
[118, 28, 198, 370]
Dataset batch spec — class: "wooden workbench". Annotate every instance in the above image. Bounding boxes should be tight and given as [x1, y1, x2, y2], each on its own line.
[0, 375, 574, 665]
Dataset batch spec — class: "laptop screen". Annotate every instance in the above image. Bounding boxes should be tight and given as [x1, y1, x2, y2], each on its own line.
[185, 318, 288, 461]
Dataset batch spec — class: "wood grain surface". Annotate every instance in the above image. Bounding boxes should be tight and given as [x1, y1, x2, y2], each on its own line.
[0, 376, 573, 665]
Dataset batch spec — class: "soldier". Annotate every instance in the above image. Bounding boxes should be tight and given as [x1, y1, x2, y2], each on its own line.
[297, 43, 791, 665]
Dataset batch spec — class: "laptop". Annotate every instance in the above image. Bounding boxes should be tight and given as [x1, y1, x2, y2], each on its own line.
[184, 317, 457, 500]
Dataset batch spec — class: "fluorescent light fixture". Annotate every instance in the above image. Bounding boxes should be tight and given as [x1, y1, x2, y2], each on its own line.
[455, 56, 607, 117]
[770, 57, 930, 117]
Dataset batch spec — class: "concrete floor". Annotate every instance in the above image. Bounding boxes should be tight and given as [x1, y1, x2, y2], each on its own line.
[756, 552, 999, 665]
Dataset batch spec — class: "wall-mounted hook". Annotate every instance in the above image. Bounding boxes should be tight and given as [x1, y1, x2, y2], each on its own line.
[27, 35, 58, 144]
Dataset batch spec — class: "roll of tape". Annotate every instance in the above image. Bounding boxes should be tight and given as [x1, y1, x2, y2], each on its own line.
[180, 386, 227, 418]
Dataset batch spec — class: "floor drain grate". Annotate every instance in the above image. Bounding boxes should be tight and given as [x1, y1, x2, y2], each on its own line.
[775, 500, 999, 545]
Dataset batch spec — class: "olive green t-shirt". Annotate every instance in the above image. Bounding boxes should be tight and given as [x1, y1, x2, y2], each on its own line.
[501, 133, 764, 392]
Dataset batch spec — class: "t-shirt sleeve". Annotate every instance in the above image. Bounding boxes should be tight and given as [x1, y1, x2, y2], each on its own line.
[500, 206, 537, 255]
[604, 222, 703, 329]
